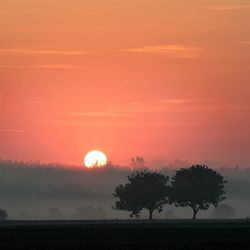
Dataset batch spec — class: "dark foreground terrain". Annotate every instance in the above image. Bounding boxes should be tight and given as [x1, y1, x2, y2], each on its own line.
[0, 220, 250, 249]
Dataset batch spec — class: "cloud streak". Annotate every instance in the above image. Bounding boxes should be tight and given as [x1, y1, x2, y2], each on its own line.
[0, 64, 85, 69]
[206, 5, 250, 10]
[64, 98, 250, 118]
[0, 48, 89, 55]
[123, 45, 204, 58]
[0, 129, 45, 134]
[42, 98, 250, 128]
[236, 41, 250, 45]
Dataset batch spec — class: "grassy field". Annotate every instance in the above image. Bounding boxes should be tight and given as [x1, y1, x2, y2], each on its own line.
[0, 220, 250, 249]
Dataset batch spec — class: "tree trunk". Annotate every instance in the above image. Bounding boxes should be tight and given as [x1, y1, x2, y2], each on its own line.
[192, 208, 199, 220]
[149, 210, 153, 220]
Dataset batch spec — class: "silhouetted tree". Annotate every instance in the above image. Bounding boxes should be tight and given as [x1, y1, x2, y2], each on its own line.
[211, 204, 235, 219]
[169, 165, 227, 219]
[130, 156, 146, 168]
[0, 209, 8, 220]
[113, 170, 169, 220]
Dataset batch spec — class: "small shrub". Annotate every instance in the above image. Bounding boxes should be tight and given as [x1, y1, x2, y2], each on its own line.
[0, 209, 8, 220]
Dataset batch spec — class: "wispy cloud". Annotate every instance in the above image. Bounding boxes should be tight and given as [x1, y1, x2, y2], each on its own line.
[123, 45, 204, 58]
[0, 129, 45, 134]
[0, 48, 89, 55]
[64, 99, 193, 117]
[0, 64, 85, 69]
[67, 112, 119, 117]
[236, 41, 250, 45]
[41, 98, 250, 128]
[206, 5, 250, 10]
[65, 98, 250, 118]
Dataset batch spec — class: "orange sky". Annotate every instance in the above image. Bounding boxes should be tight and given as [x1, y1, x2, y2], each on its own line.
[0, 0, 250, 167]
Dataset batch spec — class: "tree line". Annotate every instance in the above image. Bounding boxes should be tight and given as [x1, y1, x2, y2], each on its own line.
[113, 165, 227, 220]
[0, 164, 228, 221]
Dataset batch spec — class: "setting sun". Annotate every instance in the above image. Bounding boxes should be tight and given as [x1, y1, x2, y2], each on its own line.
[0, 0, 249, 247]
[84, 150, 107, 168]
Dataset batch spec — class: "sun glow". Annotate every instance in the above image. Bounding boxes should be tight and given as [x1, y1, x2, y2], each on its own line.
[84, 150, 107, 168]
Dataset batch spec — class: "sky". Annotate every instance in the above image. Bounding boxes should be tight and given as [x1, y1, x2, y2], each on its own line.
[0, 0, 249, 167]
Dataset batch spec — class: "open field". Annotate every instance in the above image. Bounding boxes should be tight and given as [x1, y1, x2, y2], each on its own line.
[0, 220, 250, 249]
